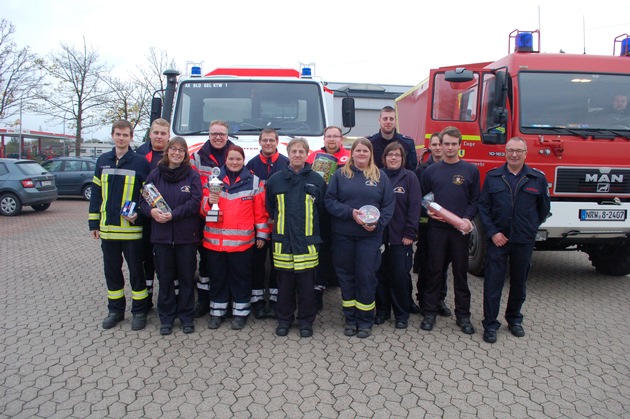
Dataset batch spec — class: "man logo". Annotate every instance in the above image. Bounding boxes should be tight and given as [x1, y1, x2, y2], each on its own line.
[597, 183, 610, 193]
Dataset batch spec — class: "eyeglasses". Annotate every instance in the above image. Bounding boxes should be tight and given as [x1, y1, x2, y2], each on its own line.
[169, 147, 186, 154]
[386, 153, 402, 158]
[505, 149, 527, 155]
[324, 135, 342, 139]
[210, 132, 227, 138]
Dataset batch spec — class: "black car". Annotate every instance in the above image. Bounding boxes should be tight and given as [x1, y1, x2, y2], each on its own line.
[41, 157, 96, 201]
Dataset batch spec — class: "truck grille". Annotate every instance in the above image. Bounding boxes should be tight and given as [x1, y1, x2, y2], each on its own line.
[554, 167, 630, 196]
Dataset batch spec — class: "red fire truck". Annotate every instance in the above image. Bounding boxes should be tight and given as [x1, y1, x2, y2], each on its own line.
[396, 30, 630, 276]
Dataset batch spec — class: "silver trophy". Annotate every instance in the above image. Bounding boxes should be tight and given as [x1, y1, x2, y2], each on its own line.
[206, 167, 223, 223]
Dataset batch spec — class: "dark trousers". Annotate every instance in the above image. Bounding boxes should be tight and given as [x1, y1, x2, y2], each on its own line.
[207, 248, 253, 318]
[332, 233, 382, 330]
[153, 243, 197, 325]
[101, 239, 147, 314]
[141, 225, 155, 299]
[482, 241, 534, 331]
[196, 244, 211, 306]
[251, 241, 277, 305]
[276, 268, 317, 328]
[415, 222, 448, 305]
[424, 227, 471, 319]
[376, 244, 413, 322]
[315, 239, 337, 289]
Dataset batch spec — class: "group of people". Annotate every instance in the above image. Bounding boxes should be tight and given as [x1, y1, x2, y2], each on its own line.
[89, 105, 550, 343]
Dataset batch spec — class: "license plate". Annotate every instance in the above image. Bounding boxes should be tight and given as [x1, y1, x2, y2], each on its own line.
[579, 209, 627, 221]
[41, 180, 52, 186]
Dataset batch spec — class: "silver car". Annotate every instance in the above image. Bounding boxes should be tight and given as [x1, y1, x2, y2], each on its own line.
[0, 158, 58, 216]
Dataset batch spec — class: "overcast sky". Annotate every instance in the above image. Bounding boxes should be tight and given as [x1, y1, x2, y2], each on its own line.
[3, 0, 629, 138]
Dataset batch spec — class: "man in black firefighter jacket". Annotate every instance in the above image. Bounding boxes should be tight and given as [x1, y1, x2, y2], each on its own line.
[368, 106, 417, 172]
[89, 120, 151, 331]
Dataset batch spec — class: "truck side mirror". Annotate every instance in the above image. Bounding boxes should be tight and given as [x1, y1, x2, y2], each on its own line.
[342, 97, 355, 128]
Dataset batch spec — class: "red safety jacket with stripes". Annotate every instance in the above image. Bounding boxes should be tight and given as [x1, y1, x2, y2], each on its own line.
[200, 166, 270, 252]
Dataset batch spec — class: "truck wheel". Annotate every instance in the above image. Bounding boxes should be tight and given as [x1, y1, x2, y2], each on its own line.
[585, 243, 630, 276]
[468, 215, 487, 277]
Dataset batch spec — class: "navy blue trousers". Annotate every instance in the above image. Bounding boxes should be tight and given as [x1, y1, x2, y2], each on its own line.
[332, 233, 382, 330]
[154, 243, 197, 325]
[101, 239, 147, 314]
[376, 244, 413, 322]
[482, 241, 534, 331]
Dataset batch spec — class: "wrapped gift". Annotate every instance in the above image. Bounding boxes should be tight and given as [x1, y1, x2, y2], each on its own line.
[422, 192, 468, 233]
[141, 183, 172, 213]
[311, 153, 338, 184]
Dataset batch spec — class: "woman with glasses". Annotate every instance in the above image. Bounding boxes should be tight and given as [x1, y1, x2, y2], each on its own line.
[324, 138, 395, 339]
[140, 137, 202, 335]
[374, 142, 422, 329]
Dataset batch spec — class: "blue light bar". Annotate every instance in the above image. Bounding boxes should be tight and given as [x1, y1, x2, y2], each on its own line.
[301, 67, 312, 78]
[191, 66, 202, 77]
[621, 38, 630, 56]
[515, 32, 534, 52]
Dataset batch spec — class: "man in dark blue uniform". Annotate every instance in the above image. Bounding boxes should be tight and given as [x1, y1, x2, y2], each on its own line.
[478, 137, 550, 343]
[419, 126, 479, 335]
[368, 106, 417, 172]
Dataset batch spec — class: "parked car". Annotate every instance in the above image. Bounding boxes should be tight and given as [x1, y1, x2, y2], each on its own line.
[0, 158, 58, 216]
[41, 157, 96, 201]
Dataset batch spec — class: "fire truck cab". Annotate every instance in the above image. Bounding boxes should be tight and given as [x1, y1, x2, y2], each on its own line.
[396, 30, 630, 276]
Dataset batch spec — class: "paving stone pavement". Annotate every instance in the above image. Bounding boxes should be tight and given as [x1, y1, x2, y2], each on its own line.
[1, 198, 629, 418]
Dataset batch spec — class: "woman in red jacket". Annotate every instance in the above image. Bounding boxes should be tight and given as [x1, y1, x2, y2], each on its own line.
[200, 145, 270, 330]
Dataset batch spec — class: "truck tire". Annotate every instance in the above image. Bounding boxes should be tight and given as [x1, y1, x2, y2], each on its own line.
[585, 243, 630, 276]
[468, 215, 487, 277]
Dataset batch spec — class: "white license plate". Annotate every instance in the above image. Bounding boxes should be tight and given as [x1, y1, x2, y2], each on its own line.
[579, 209, 627, 221]
[41, 180, 52, 186]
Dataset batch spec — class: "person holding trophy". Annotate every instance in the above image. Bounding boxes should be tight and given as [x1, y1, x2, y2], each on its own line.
[200, 145, 270, 331]
[139, 137, 202, 335]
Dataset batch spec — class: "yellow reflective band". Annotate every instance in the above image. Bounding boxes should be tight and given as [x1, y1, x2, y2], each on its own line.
[89, 213, 100, 221]
[108, 289, 124, 300]
[277, 194, 285, 235]
[132, 289, 149, 300]
[356, 301, 376, 311]
[304, 194, 314, 236]
[99, 231, 143, 240]
[92, 176, 102, 186]
[342, 299, 356, 308]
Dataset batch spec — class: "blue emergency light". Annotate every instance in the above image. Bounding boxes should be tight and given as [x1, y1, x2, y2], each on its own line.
[515, 32, 534, 52]
[301, 67, 312, 78]
[621, 38, 630, 56]
[191, 66, 202, 76]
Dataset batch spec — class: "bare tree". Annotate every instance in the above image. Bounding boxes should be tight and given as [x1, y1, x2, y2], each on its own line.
[38, 38, 110, 156]
[102, 76, 148, 133]
[132, 47, 179, 138]
[0, 19, 45, 123]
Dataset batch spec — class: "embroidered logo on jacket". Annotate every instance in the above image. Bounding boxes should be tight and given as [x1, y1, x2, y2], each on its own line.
[452, 175, 465, 185]
[393, 186, 406, 194]
[365, 180, 377, 187]
[181, 185, 191, 193]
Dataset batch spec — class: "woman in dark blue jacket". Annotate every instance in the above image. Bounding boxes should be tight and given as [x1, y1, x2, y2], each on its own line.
[375, 142, 421, 329]
[325, 138, 395, 339]
[140, 137, 202, 335]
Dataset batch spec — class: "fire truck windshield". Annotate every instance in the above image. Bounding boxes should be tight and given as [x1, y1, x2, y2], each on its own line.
[519, 72, 630, 132]
[172, 80, 327, 136]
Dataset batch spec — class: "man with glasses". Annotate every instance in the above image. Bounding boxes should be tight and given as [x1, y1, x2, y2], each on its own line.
[306, 126, 348, 311]
[246, 128, 289, 319]
[190, 120, 234, 318]
[478, 137, 550, 343]
[306, 125, 350, 166]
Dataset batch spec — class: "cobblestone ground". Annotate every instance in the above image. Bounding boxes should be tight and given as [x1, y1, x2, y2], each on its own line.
[1, 199, 629, 418]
